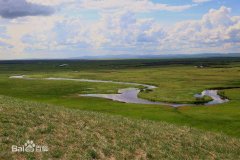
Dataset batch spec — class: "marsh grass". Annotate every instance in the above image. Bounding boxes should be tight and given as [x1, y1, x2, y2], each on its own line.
[0, 59, 240, 137]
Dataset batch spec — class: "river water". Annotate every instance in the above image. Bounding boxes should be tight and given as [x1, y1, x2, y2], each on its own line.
[10, 75, 229, 107]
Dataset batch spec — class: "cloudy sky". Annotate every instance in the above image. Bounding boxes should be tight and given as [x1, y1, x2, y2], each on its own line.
[0, 0, 239, 59]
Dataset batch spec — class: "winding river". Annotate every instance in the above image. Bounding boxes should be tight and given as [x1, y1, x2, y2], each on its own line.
[10, 75, 229, 107]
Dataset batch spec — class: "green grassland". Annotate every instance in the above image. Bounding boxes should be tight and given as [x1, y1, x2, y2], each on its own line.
[0, 58, 240, 159]
[0, 58, 240, 138]
[1, 96, 240, 159]
[1, 58, 240, 159]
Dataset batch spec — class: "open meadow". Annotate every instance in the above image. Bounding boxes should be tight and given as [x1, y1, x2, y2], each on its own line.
[1, 58, 240, 159]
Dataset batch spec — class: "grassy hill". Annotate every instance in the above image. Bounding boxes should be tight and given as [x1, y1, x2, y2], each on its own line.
[0, 96, 240, 160]
[0, 59, 240, 137]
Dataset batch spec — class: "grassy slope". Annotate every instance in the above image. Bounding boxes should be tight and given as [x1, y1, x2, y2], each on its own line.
[0, 76, 240, 137]
[0, 58, 240, 138]
[0, 96, 240, 160]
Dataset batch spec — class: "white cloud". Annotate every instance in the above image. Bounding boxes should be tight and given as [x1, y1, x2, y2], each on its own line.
[26, 0, 71, 6]
[168, 6, 240, 52]
[193, 0, 212, 3]
[0, 6, 239, 58]
[78, 0, 195, 12]
[48, 11, 165, 50]
[0, 15, 63, 56]
[26, 0, 195, 12]
[62, 6, 240, 54]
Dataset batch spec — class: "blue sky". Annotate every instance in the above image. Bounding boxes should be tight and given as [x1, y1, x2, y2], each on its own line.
[0, 0, 239, 59]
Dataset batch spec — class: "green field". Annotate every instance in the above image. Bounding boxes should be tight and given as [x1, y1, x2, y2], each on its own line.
[1, 96, 240, 159]
[0, 58, 240, 159]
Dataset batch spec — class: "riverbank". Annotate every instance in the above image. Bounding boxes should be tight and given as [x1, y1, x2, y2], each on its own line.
[10, 75, 229, 107]
[1, 59, 240, 137]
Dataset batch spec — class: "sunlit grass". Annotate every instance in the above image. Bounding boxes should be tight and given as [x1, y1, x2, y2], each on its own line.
[0, 59, 240, 138]
[1, 96, 240, 159]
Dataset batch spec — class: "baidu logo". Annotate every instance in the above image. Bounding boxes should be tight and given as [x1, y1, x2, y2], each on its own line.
[12, 140, 48, 153]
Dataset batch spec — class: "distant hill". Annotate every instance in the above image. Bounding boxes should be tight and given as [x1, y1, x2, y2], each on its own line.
[72, 53, 240, 60]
